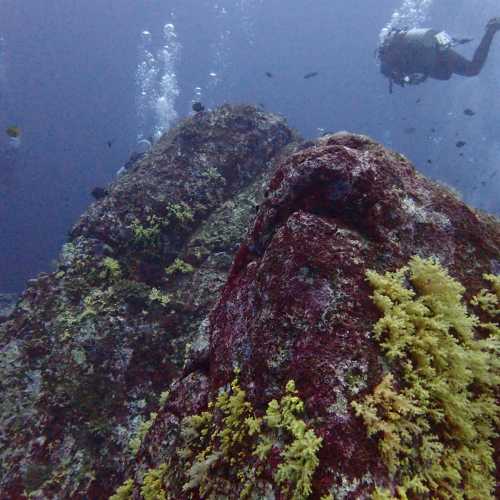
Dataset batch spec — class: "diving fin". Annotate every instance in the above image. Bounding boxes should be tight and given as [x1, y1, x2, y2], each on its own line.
[452, 37, 474, 46]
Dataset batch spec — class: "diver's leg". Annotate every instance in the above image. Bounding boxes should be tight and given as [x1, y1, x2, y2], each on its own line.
[430, 55, 453, 80]
[451, 19, 500, 76]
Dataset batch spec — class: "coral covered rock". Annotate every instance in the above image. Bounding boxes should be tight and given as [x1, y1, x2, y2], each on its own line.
[1, 111, 498, 499]
[125, 132, 499, 499]
[0, 105, 296, 498]
[0, 293, 17, 321]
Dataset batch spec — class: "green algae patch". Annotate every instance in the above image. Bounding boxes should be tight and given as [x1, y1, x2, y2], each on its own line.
[353, 256, 499, 499]
[165, 202, 194, 227]
[130, 216, 163, 249]
[129, 412, 158, 456]
[165, 258, 195, 277]
[100, 257, 122, 281]
[262, 380, 323, 499]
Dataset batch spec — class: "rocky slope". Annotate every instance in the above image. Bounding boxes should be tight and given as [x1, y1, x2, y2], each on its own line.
[0, 293, 17, 321]
[0, 107, 498, 499]
[0, 105, 298, 498]
[125, 133, 499, 499]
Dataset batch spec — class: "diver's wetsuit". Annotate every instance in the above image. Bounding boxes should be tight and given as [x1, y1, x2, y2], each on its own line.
[379, 18, 500, 90]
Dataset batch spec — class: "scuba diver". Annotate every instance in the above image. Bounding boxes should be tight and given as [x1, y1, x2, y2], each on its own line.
[378, 17, 500, 92]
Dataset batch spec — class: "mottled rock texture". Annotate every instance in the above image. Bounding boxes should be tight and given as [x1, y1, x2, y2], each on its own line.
[0, 293, 17, 321]
[0, 105, 297, 499]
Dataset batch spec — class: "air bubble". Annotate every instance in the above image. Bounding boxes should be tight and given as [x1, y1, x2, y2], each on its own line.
[136, 20, 181, 142]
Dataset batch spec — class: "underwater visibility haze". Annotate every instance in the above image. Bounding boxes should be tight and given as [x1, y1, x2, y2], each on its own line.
[0, 1, 500, 498]
[0, 0, 499, 290]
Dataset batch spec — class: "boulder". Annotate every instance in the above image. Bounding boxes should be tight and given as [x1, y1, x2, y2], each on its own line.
[1, 110, 498, 499]
[0, 105, 297, 498]
[126, 132, 499, 499]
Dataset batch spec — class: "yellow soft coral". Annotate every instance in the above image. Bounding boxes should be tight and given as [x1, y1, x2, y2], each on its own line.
[356, 256, 499, 499]
[109, 478, 134, 500]
[266, 380, 323, 500]
[471, 273, 500, 337]
[179, 377, 322, 499]
[141, 464, 168, 500]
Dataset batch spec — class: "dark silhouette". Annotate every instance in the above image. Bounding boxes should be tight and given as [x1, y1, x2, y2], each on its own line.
[192, 101, 205, 112]
[91, 187, 109, 200]
[379, 18, 500, 92]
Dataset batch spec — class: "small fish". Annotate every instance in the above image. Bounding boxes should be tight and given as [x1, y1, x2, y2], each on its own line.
[265, 72, 273, 78]
[456, 140, 466, 148]
[463, 108, 475, 116]
[404, 127, 416, 134]
[427, 159, 432, 164]
[454, 37, 473, 45]
[5, 126, 21, 138]
[416, 98, 422, 104]
[303, 71, 319, 79]
[459, 152, 464, 157]
[106, 139, 115, 148]
[91, 187, 109, 200]
[430, 127, 436, 133]
[192, 101, 205, 112]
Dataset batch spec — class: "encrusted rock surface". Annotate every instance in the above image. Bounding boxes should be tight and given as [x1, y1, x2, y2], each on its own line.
[1, 108, 498, 499]
[128, 132, 499, 499]
[0, 105, 297, 498]
[0, 293, 17, 321]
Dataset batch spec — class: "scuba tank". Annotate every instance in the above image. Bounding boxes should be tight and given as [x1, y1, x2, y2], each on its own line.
[405, 28, 438, 48]
[405, 29, 458, 51]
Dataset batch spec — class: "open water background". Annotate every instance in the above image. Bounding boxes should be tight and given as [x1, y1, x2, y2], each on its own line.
[0, 0, 499, 292]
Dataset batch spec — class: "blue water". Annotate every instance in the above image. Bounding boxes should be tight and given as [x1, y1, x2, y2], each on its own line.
[0, 0, 499, 292]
